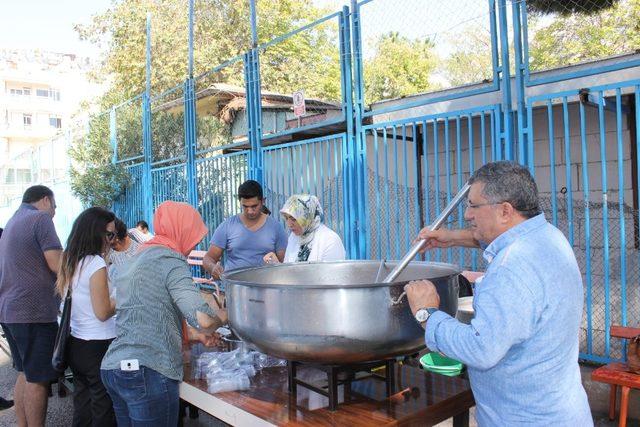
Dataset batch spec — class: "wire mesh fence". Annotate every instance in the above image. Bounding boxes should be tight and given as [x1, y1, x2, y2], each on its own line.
[115, 96, 144, 162]
[257, 12, 344, 138]
[518, 0, 640, 77]
[150, 85, 186, 164]
[196, 151, 249, 248]
[363, 106, 499, 267]
[262, 134, 347, 243]
[357, 0, 498, 108]
[193, 58, 246, 153]
[112, 163, 145, 229]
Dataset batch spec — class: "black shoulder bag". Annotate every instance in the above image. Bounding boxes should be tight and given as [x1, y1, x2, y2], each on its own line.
[52, 287, 72, 373]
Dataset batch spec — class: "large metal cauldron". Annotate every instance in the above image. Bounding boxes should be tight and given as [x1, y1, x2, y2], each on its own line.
[222, 260, 460, 364]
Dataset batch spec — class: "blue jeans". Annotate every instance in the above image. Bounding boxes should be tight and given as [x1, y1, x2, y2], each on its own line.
[100, 366, 179, 427]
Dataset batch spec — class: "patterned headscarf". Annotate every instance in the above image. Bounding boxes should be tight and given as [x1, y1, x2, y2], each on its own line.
[280, 194, 324, 262]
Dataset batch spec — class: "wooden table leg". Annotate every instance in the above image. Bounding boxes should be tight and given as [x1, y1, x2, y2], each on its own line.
[619, 386, 630, 427]
[453, 409, 469, 427]
[609, 384, 617, 421]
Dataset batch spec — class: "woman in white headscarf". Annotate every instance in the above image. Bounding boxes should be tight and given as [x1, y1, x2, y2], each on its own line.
[263, 194, 346, 263]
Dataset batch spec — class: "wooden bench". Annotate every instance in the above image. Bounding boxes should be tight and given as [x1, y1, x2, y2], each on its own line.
[591, 325, 640, 427]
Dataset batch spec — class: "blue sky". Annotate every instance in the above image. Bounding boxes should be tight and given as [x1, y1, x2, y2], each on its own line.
[0, 0, 112, 56]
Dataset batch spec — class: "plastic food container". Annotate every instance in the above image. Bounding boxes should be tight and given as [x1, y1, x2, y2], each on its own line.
[419, 352, 463, 377]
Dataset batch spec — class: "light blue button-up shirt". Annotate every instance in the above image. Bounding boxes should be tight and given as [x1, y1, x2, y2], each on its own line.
[425, 214, 592, 426]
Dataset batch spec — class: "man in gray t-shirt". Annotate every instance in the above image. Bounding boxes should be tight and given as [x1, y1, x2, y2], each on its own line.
[203, 180, 287, 278]
[0, 185, 62, 426]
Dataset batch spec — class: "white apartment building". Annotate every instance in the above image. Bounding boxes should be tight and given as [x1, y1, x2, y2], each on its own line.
[0, 48, 96, 205]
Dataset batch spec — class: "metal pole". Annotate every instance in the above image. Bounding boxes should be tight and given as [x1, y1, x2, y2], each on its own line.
[188, 0, 194, 79]
[109, 107, 117, 164]
[250, 0, 258, 48]
[497, 0, 513, 161]
[142, 13, 154, 228]
[382, 183, 470, 283]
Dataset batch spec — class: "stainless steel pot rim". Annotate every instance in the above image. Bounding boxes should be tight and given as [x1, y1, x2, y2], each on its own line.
[221, 260, 461, 289]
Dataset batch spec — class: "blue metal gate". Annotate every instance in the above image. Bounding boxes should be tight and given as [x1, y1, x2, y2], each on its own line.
[523, 80, 640, 363]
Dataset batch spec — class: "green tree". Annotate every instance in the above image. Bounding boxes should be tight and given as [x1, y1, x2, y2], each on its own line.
[70, 0, 338, 207]
[528, 0, 640, 71]
[442, 26, 495, 87]
[363, 32, 439, 105]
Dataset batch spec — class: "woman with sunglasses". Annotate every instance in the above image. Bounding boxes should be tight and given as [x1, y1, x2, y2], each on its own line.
[105, 218, 139, 282]
[56, 207, 117, 427]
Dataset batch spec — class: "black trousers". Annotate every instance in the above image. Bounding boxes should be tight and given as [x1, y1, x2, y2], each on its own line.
[68, 336, 116, 427]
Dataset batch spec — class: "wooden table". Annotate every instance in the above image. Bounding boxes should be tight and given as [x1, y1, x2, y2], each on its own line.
[180, 360, 474, 426]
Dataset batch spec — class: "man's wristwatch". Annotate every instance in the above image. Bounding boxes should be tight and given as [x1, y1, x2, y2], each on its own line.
[415, 307, 438, 324]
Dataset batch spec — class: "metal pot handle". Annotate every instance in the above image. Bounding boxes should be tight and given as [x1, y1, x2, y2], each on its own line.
[390, 290, 407, 306]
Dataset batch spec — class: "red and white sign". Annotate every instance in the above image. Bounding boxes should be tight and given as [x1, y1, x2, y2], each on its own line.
[292, 90, 306, 117]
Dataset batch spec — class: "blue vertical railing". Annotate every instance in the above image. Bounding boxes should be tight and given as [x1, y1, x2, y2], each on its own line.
[360, 105, 501, 264]
[525, 79, 640, 363]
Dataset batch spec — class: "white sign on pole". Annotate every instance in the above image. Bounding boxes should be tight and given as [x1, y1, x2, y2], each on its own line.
[292, 90, 306, 117]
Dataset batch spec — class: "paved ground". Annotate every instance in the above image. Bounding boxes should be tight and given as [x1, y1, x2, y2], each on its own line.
[0, 349, 636, 426]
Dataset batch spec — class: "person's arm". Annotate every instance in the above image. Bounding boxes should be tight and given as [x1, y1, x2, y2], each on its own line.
[203, 245, 224, 279]
[416, 228, 480, 251]
[203, 221, 228, 278]
[89, 267, 116, 321]
[44, 249, 62, 274]
[415, 267, 537, 371]
[274, 221, 288, 263]
[35, 214, 62, 273]
[166, 262, 226, 330]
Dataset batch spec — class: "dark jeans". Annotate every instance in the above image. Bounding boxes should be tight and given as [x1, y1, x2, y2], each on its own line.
[101, 366, 179, 427]
[68, 336, 116, 427]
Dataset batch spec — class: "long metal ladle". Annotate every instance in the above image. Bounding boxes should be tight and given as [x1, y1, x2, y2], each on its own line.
[382, 182, 471, 284]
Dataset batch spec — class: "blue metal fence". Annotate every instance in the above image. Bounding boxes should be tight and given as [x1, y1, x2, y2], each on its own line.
[112, 163, 145, 229]
[196, 147, 250, 247]
[361, 105, 501, 266]
[523, 80, 640, 363]
[103, 0, 640, 364]
[262, 134, 348, 250]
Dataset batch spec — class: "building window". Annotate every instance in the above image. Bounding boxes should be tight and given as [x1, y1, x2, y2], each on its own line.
[10, 88, 23, 96]
[34, 88, 61, 101]
[49, 117, 62, 128]
[23, 87, 31, 96]
[23, 114, 32, 128]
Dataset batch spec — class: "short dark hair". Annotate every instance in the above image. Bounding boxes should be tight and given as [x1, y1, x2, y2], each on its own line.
[136, 220, 149, 230]
[114, 218, 128, 240]
[22, 185, 54, 204]
[469, 161, 541, 219]
[238, 180, 263, 200]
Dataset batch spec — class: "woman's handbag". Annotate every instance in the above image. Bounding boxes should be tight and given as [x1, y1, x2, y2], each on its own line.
[52, 288, 72, 373]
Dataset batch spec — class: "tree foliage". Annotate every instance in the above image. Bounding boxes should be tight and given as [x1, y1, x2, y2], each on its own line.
[364, 32, 439, 105]
[70, 0, 337, 207]
[527, 0, 619, 16]
[442, 26, 494, 88]
[528, 0, 640, 70]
